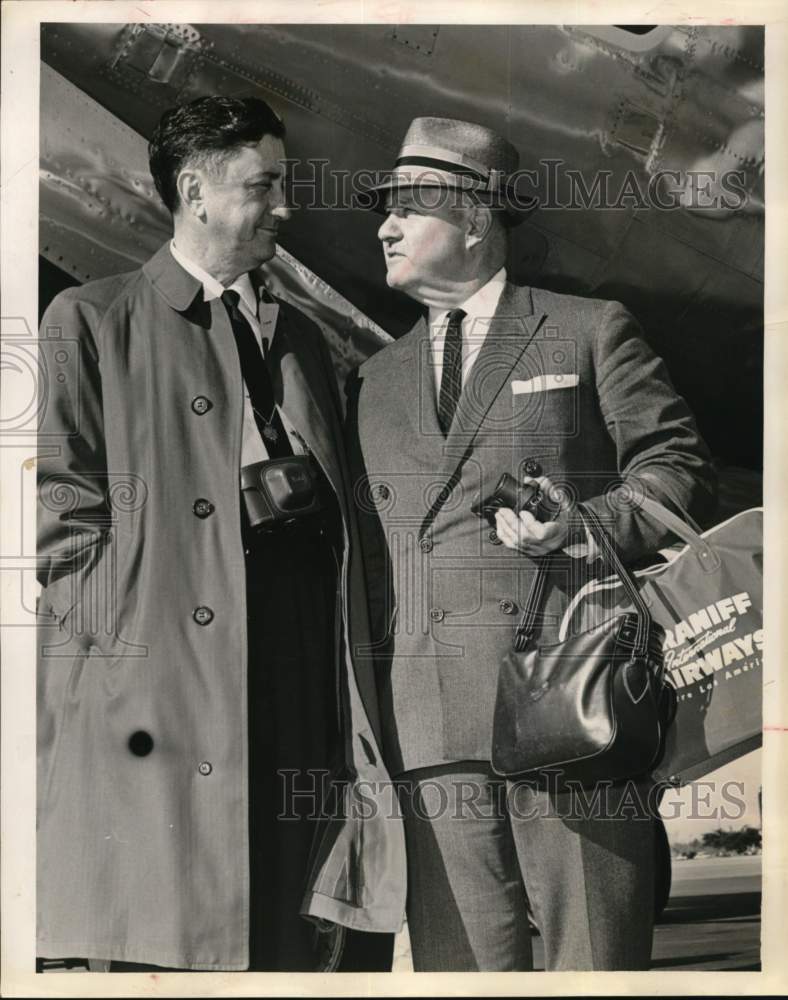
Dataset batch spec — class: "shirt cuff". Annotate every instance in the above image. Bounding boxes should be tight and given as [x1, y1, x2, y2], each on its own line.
[561, 523, 600, 563]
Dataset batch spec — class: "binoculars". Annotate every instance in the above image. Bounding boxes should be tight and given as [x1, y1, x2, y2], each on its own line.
[471, 472, 559, 528]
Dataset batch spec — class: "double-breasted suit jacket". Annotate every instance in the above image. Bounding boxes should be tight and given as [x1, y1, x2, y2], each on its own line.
[36, 243, 406, 970]
[348, 282, 716, 777]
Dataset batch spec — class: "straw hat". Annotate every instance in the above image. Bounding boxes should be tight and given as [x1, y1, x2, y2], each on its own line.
[365, 116, 536, 223]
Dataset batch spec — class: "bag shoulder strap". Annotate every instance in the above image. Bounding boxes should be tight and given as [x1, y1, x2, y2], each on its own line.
[512, 554, 551, 652]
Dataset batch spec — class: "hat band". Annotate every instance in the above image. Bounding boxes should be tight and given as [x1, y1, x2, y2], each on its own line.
[398, 143, 493, 177]
[395, 155, 491, 185]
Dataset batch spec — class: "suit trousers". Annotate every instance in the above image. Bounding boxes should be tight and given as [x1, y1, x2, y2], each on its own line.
[396, 763, 656, 971]
[245, 519, 340, 970]
[244, 513, 394, 973]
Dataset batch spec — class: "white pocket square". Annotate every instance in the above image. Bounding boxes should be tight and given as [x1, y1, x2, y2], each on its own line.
[511, 374, 579, 395]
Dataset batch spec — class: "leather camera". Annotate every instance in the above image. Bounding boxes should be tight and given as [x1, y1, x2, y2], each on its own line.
[240, 455, 329, 530]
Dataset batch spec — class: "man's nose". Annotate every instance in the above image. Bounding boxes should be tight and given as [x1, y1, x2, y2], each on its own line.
[270, 179, 292, 221]
[378, 213, 400, 243]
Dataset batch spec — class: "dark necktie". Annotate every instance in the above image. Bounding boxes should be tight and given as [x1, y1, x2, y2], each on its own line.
[221, 288, 292, 458]
[437, 308, 466, 436]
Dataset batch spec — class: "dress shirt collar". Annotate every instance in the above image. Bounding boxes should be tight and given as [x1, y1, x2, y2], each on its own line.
[428, 267, 507, 334]
[169, 240, 258, 317]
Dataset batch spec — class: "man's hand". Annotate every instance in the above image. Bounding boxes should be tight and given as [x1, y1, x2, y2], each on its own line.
[494, 475, 570, 556]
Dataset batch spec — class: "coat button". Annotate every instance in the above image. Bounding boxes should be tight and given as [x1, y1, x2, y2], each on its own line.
[191, 395, 213, 415]
[193, 606, 214, 626]
[420, 537, 434, 553]
[128, 731, 154, 757]
[372, 483, 390, 502]
[523, 458, 542, 477]
[499, 599, 517, 615]
[489, 529, 503, 545]
[429, 608, 445, 623]
[193, 498, 215, 519]
[198, 761, 213, 776]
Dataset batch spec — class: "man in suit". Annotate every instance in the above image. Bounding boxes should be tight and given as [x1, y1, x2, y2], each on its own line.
[36, 96, 404, 972]
[347, 117, 716, 971]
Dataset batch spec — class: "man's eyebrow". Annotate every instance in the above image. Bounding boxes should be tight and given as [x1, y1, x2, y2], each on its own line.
[244, 169, 281, 183]
[386, 196, 419, 210]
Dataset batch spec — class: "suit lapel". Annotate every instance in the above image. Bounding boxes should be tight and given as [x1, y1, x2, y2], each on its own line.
[380, 315, 444, 442]
[435, 284, 545, 479]
[414, 316, 443, 440]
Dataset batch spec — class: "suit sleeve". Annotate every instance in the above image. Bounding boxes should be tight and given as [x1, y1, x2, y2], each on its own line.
[37, 290, 112, 630]
[581, 300, 717, 564]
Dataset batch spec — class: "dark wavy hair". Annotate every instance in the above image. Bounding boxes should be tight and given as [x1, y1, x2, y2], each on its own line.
[148, 96, 286, 214]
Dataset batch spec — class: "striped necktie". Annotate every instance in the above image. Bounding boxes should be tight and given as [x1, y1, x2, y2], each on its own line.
[437, 308, 466, 436]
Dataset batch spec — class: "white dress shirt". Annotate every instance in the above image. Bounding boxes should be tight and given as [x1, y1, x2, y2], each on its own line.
[170, 240, 303, 465]
[428, 267, 507, 394]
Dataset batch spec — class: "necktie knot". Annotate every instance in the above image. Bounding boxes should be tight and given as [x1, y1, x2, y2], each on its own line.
[221, 288, 242, 312]
[447, 308, 466, 329]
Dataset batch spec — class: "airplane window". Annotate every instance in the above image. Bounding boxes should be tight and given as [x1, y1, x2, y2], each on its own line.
[614, 25, 659, 35]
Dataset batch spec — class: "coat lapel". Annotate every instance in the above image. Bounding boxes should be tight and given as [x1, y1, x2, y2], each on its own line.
[271, 307, 346, 513]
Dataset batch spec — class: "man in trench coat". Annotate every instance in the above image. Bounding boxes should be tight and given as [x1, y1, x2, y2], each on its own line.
[36, 96, 405, 971]
[347, 117, 716, 970]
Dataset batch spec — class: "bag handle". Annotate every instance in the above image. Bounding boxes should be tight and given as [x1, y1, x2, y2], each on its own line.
[637, 495, 720, 573]
[513, 503, 652, 657]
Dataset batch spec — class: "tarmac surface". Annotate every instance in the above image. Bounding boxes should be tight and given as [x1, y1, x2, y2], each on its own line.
[39, 854, 761, 973]
[650, 855, 761, 971]
[393, 854, 762, 971]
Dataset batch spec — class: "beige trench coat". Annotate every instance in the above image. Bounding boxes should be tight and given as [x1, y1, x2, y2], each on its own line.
[36, 243, 405, 970]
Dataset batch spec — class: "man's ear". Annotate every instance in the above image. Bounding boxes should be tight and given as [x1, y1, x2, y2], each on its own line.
[465, 204, 493, 250]
[175, 168, 206, 221]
